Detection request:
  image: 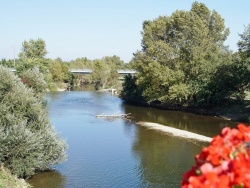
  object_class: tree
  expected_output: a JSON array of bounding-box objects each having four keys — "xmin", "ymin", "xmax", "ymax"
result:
[
  {"xmin": 91, "ymin": 58, "xmax": 119, "ymax": 89},
  {"xmin": 49, "ymin": 58, "xmax": 69, "ymax": 83},
  {"xmin": 0, "ymin": 58, "xmax": 14, "ymax": 68},
  {"xmin": 126, "ymin": 2, "xmax": 230, "ymax": 106},
  {"xmin": 20, "ymin": 67, "xmax": 47, "ymax": 99},
  {"xmin": 102, "ymin": 55, "xmax": 126, "ymax": 69},
  {"xmin": 197, "ymin": 57, "xmax": 249, "ymax": 105},
  {"xmin": 19, "ymin": 38, "xmax": 47, "ymax": 60},
  {"xmin": 69, "ymin": 57, "xmax": 91, "ymax": 69},
  {"xmin": 238, "ymin": 24, "xmax": 250, "ymax": 58},
  {"xmin": 236, "ymin": 24, "xmax": 250, "ymax": 91},
  {"xmin": 0, "ymin": 66, "xmax": 67, "ymax": 178},
  {"xmin": 120, "ymin": 74, "xmax": 144, "ymax": 103},
  {"xmin": 17, "ymin": 38, "xmax": 49, "ymax": 74}
]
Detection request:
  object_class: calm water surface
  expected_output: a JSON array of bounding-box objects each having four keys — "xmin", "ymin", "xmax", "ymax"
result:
[{"xmin": 28, "ymin": 90, "xmax": 236, "ymax": 188}]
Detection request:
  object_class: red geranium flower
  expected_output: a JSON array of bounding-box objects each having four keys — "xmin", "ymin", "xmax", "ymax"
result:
[{"xmin": 182, "ymin": 124, "xmax": 250, "ymax": 188}]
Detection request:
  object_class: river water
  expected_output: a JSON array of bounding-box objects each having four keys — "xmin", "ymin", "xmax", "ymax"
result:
[{"xmin": 28, "ymin": 89, "xmax": 236, "ymax": 188}]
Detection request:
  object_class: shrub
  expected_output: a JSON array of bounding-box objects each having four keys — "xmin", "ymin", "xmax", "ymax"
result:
[
  {"xmin": 19, "ymin": 67, "xmax": 47, "ymax": 99},
  {"xmin": 182, "ymin": 123, "xmax": 250, "ymax": 187},
  {"xmin": 0, "ymin": 66, "xmax": 66, "ymax": 178}
]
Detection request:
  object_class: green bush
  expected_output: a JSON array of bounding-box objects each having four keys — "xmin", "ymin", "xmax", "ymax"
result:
[
  {"xmin": 0, "ymin": 66, "xmax": 67, "ymax": 178},
  {"xmin": 19, "ymin": 67, "xmax": 47, "ymax": 99}
]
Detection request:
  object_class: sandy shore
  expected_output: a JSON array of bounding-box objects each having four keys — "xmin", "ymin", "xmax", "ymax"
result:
[{"xmin": 137, "ymin": 122, "xmax": 212, "ymax": 142}]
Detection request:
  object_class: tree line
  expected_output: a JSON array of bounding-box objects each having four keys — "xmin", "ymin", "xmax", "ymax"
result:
[
  {"xmin": 0, "ymin": 39, "xmax": 131, "ymax": 181},
  {"xmin": 1, "ymin": 2, "xmax": 249, "ymax": 103},
  {"xmin": 0, "ymin": 40, "xmax": 131, "ymax": 91},
  {"xmin": 121, "ymin": 2, "xmax": 250, "ymax": 107}
]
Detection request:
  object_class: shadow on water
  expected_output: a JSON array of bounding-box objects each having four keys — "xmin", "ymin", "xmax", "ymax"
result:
[
  {"xmin": 131, "ymin": 125, "xmax": 207, "ymax": 187},
  {"xmin": 27, "ymin": 170, "xmax": 66, "ymax": 188},
  {"xmin": 123, "ymin": 104, "xmax": 237, "ymax": 137}
]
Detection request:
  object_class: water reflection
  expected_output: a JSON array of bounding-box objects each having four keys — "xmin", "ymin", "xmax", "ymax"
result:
[
  {"xmin": 27, "ymin": 170, "xmax": 66, "ymax": 188},
  {"xmin": 29, "ymin": 91, "xmax": 238, "ymax": 187},
  {"xmin": 123, "ymin": 104, "xmax": 237, "ymax": 137},
  {"xmin": 132, "ymin": 125, "xmax": 206, "ymax": 187},
  {"xmin": 71, "ymin": 84, "xmax": 95, "ymax": 91}
]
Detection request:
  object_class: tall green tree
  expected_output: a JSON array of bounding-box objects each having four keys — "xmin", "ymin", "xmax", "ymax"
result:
[
  {"xmin": 17, "ymin": 38, "xmax": 49, "ymax": 73},
  {"xmin": 238, "ymin": 24, "xmax": 250, "ymax": 58},
  {"xmin": 19, "ymin": 38, "xmax": 47, "ymax": 59},
  {"xmin": 126, "ymin": 2, "xmax": 230, "ymax": 106}
]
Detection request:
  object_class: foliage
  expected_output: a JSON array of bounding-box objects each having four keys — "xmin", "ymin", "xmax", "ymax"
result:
[
  {"xmin": 19, "ymin": 38, "xmax": 47, "ymax": 60},
  {"xmin": 19, "ymin": 67, "xmax": 47, "ymax": 99},
  {"xmin": 182, "ymin": 123, "xmax": 250, "ymax": 187},
  {"xmin": 69, "ymin": 57, "xmax": 92, "ymax": 69},
  {"xmin": 197, "ymin": 56, "xmax": 250, "ymax": 106},
  {"xmin": 91, "ymin": 57, "xmax": 119, "ymax": 89},
  {"xmin": 0, "ymin": 66, "xmax": 67, "ymax": 178},
  {"xmin": 16, "ymin": 39, "xmax": 72, "ymax": 91},
  {"xmin": 49, "ymin": 58, "xmax": 69, "ymax": 83},
  {"xmin": 238, "ymin": 24, "xmax": 250, "ymax": 59},
  {"xmin": 17, "ymin": 38, "xmax": 49, "ymax": 73},
  {"xmin": 68, "ymin": 56, "xmax": 128, "ymax": 88},
  {"xmin": 16, "ymin": 38, "xmax": 52, "ymax": 87},
  {"xmin": 102, "ymin": 55, "xmax": 126, "ymax": 69},
  {"xmin": 0, "ymin": 59, "xmax": 15, "ymax": 68},
  {"xmin": 237, "ymin": 24, "xmax": 250, "ymax": 91},
  {"xmin": 0, "ymin": 165, "xmax": 30, "ymax": 188},
  {"xmin": 124, "ymin": 2, "xmax": 232, "ymax": 106},
  {"xmin": 197, "ymin": 25, "xmax": 250, "ymax": 106},
  {"xmin": 120, "ymin": 74, "xmax": 145, "ymax": 103}
]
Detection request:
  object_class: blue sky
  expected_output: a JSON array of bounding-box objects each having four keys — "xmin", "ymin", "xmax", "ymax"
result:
[{"xmin": 0, "ymin": 0, "xmax": 249, "ymax": 62}]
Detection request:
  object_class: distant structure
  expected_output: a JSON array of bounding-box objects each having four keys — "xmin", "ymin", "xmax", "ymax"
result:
[
  {"xmin": 8, "ymin": 68, "xmax": 16, "ymax": 72},
  {"xmin": 7, "ymin": 68, "xmax": 138, "ymax": 77},
  {"xmin": 69, "ymin": 69, "xmax": 137, "ymax": 76}
]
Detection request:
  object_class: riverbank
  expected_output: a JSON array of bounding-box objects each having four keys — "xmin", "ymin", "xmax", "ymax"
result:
[
  {"xmin": 123, "ymin": 99, "xmax": 250, "ymax": 123},
  {"xmin": 0, "ymin": 165, "xmax": 30, "ymax": 188},
  {"xmin": 137, "ymin": 122, "xmax": 212, "ymax": 142},
  {"xmin": 73, "ymin": 85, "xmax": 250, "ymax": 123}
]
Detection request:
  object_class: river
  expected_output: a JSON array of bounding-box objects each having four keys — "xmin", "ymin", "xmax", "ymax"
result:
[{"xmin": 28, "ymin": 89, "xmax": 237, "ymax": 188}]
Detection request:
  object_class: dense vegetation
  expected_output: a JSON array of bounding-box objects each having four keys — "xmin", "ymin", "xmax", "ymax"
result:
[
  {"xmin": 0, "ymin": 39, "xmax": 130, "ymax": 91},
  {"xmin": 121, "ymin": 2, "xmax": 250, "ymax": 108},
  {"xmin": 0, "ymin": 66, "xmax": 67, "ymax": 178},
  {"xmin": 0, "ymin": 165, "xmax": 30, "ymax": 188},
  {"xmin": 0, "ymin": 1, "xmax": 249, "ymax": 186},
  {"xmin": 69, "ymin": 55, "xmax": 130, "ymax": 89}
]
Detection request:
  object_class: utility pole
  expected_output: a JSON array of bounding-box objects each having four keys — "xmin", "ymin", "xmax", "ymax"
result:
[{"xmin": 13, "ymin": 46, "xmax": 16, "ymax": 67}]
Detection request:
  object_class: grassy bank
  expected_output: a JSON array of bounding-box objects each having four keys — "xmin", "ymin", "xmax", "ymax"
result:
[{"xmin": 0, "ymin": 165, "xmax": 30, "ymax": 188}]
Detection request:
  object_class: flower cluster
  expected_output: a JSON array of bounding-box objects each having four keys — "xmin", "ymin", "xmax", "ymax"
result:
[{"xmin": 182, "ymin": 124, "xmax": 250, "ymax": 188}]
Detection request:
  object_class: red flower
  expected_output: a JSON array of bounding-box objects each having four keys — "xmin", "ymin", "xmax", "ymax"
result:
[{"xmin": 182, "ymin": 124, "xmax": 250, "ymax": 188}]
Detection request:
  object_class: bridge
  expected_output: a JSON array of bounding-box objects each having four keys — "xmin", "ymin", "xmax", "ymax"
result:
[
  {"xmin": 8, "ymin": 68, "xmax": 16, "ymax": 72},
  {"xmin": 69, "ymin": 69, "xmax": 137, "ymax": 75},
  {"xmin": 7, "ymin": 68, "xmax": 137, "ymax": 76}
]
